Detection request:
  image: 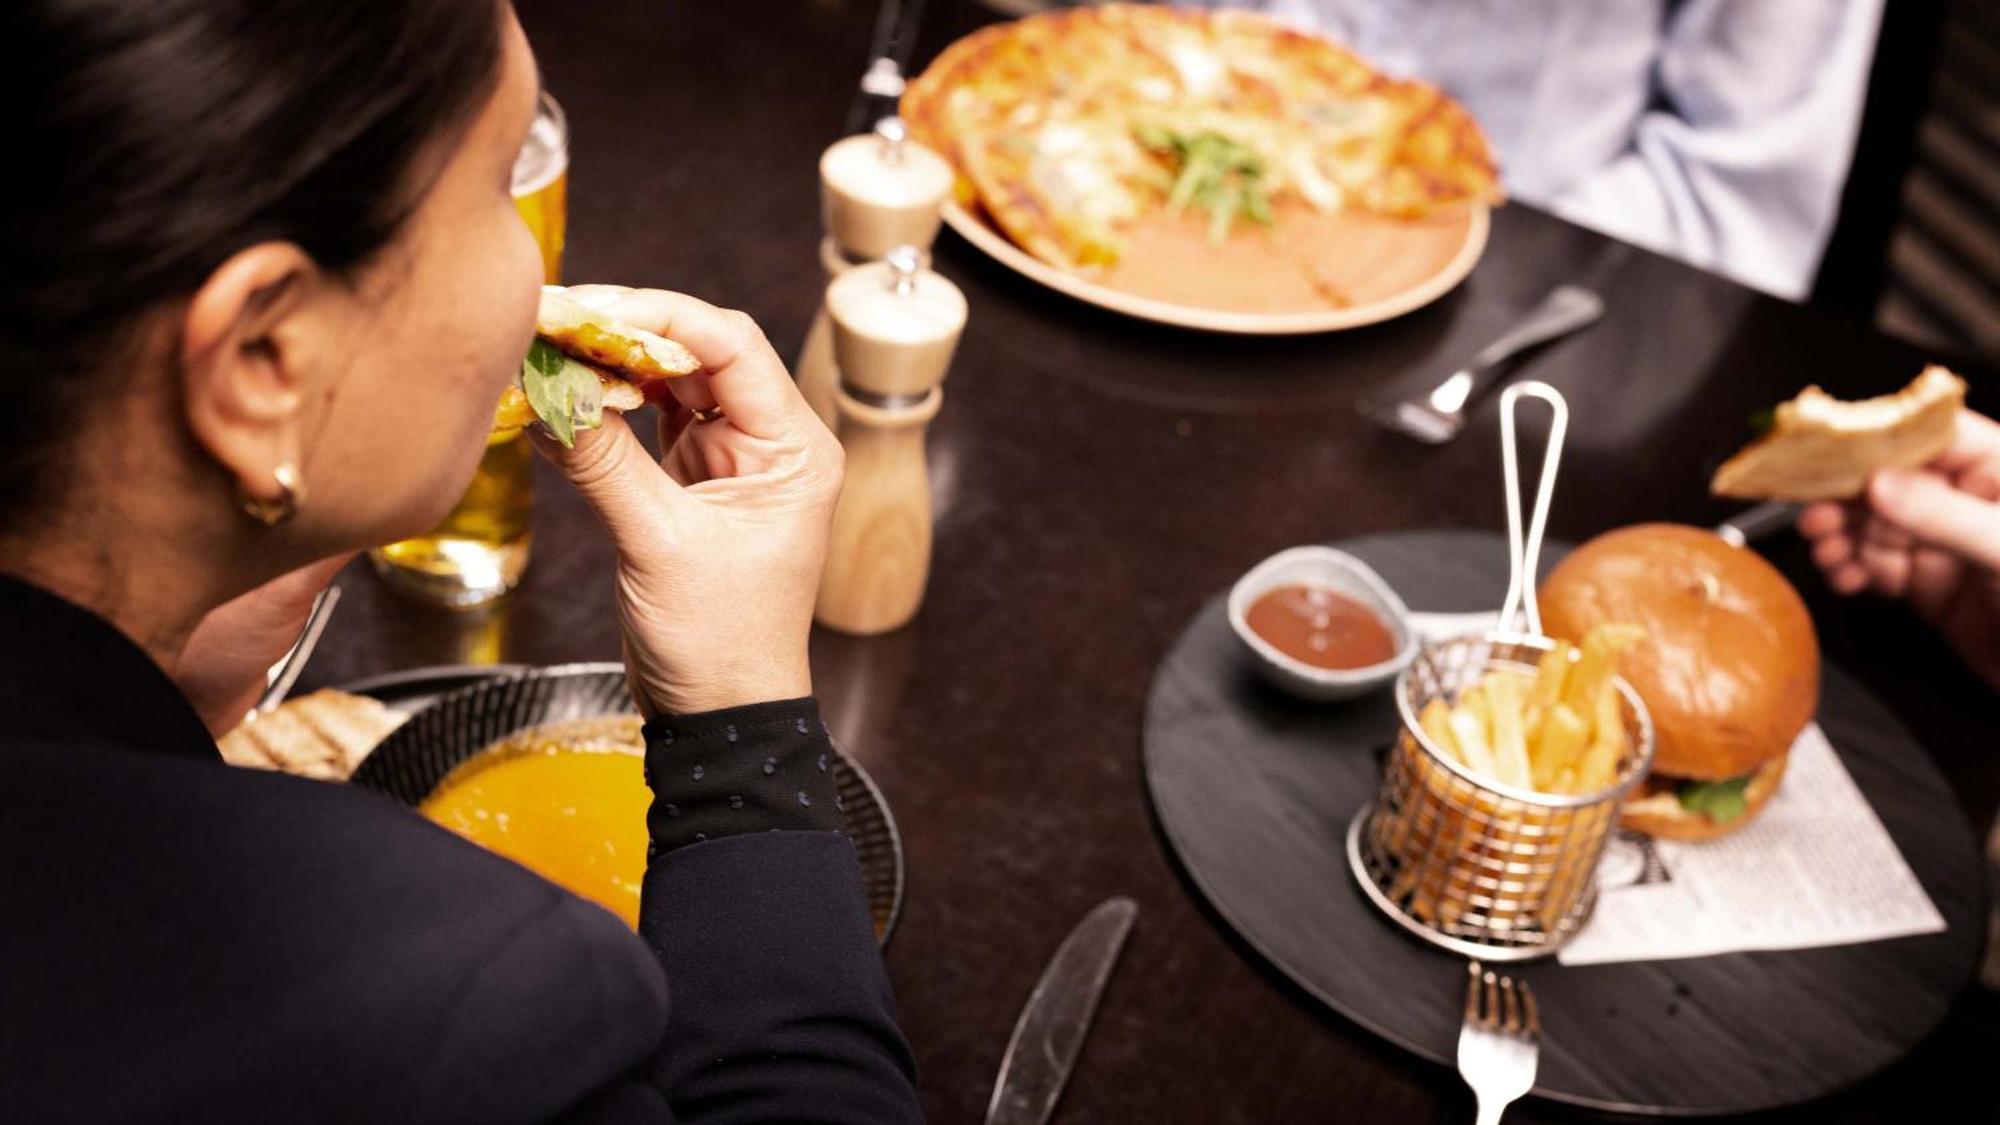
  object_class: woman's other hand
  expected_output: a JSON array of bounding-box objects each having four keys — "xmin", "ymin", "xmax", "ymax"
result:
[
  {"xmin": 1799, "ymin": 408, "xmax": 2000, "ymax": 688},
  {"xmin": 175, "ymin": 554, "xmax": 354, "ymax": 736},
  {"xmin": 532, "ymin": 287, "xmax": 842, "ymax": 717}
]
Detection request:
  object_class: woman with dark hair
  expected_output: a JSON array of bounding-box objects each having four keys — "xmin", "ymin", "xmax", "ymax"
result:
[{"xmin": 0, "ymin": 2, "xmax": 921, "ymax": 1121}]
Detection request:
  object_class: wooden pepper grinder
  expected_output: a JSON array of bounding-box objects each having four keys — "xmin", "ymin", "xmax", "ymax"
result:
[
  {"xmin": 797, "ymin": 116, "xmax": 953, "ymax": 430},
  {"xmin": 815, "ymin": 246, "xmax": 968, "ymax": 636}
]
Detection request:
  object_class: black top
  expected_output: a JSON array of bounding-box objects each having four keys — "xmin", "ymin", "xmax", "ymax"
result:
[{"xmin": 0, "ymin": 574, "xmax": 921, "ymax": 1124}]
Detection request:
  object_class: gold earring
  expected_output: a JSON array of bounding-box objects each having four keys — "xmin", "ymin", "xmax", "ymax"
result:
[{"xmin": 240, "ymin": 463, "xmax": 306, "ymax": 526}]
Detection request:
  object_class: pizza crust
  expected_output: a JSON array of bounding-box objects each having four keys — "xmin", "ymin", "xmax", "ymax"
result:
[{"xmin": 1711, "ymin": 366, "xmax": 1967, "ymax": 502}]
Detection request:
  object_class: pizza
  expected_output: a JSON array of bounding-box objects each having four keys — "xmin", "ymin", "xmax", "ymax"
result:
[{"xmin": 902, "ymin": 5, "xmax": 1503, "ymax": 277}]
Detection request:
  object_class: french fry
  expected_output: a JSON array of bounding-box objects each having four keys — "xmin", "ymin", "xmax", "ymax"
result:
[
  {"xmin": 1418, "ymin": 698, "xmax": 1462, "ymax": 764},
  {"xmin": 1561, "ymin": 637, "xmax": 1611, "ymax": 714},
  {"xmin": 1592, "ymin": 668, "xmax": 1624, "ymax": 748},
  {"xmin": 1592, "ymin": 671, "xmax": 1626, "ymax": 743},
  {"xmin": 1561, "ymin": 624, "xmax": 1644, "ymax": 715},
  {"xmin": 1598, "ymin": 624, "xmax": 1645, "ymax": 657},
  {"xmin": 1489, "ymin": 667, "xmax": 1537, "ymax": 696},
  {"xmin": 1526, "ymin": 643, "xmax": 1572, "ymax": 725},
  {"xmin": 1570, "ymin": 684, "xmax": 1629, "ymax": 793},
  {"xmin": 1528, "ymin": 702, "xmax": 1589, "ymax": 789},
  {"xmin": 1447, "ymin": 705, "xmax": 1499, "ymax": 780},
  {"xmin": 1570, "ymin": 733, "xmax": 1623, "ymax": 795},
  {"xmin": 1485, "ymin": 673, "xmax": 1532, "ymax": 787},
  {"xmin": 1458, "ymin": 683, "xmax": 1488, "ymax": 729}
]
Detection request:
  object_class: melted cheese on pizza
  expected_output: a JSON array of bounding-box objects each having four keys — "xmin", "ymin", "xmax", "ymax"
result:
[{"xmin": 903, "ymin": 5, "xmax": 1501, "ymax": 273}]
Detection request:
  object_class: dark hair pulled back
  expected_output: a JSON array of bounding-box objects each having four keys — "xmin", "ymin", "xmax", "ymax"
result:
[{"xmin": 0, "ymin": 0, "xmax": 504, "ymax": 519}]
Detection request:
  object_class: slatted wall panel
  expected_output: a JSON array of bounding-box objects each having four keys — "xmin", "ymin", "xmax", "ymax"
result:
[{"xmin": 1876, "ymin": 0, "xmax": 2000, "ymax": 361}]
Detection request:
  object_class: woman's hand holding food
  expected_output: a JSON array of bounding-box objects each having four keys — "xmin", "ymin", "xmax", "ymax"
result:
[
  {"xmin": 531, "ymin": 287, "xmax": 843, "ymax": 718},
  {"xmin": 1799, "ymin": 408, "xmax": 2000, "ymax": 688}
]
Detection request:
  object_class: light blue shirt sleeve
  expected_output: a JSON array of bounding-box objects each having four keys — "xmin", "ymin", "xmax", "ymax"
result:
[
  {"xmin": 1216, "ymin": 0, "xmax": 1886, "ymax": 300},
  {"xmin": 1541, "ymin": 0, "xmax": 1885, "ymax": 300}
]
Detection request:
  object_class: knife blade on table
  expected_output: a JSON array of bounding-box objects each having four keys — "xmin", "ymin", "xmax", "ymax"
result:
[{"xmin": 984, "ymin": 896, "xmax": 1139, "ymax": 1125}]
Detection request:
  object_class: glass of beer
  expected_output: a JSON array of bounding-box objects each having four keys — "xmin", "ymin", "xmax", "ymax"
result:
[{"xmin": 371, "ymin": 91, "xmax": 568, "ymax": 608}]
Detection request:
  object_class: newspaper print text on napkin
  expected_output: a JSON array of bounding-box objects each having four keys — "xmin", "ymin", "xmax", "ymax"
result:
[{"xmin": 1558, "ymin": 724, "xmax": 1947, "ymax": 966}]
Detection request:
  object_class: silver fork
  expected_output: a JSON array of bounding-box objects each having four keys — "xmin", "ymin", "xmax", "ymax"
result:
[
  {"xmin": 1359, "ymin": 285, "xmax": 1602, "ymax": 444},
  {"xmin": 1457, "ymin": 961, "xmax": 1540, "ymax": 1125}
]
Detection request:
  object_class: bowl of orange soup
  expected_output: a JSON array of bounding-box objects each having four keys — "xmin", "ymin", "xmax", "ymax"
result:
[
  {"xmin": 350, "ymin": 664, "xmax": 903, "ymax": 941},
  {"xmin": 419, "ymin": 715, "xmax": 653, "ymax": 926}
]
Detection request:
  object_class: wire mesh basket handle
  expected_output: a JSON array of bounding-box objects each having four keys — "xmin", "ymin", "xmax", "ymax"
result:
[{"xmin": 1497, "ymin": 382, "xmax": 1569, "ymax": 639}]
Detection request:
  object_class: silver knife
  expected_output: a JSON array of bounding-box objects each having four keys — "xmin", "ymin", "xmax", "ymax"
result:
[
  {"xmin": 1716, "ymin": 501, "xmax": 1800, "ymax": 548},
  {"xmin": 1361, "ymin": 285, "xmax": 1604, "ymax": 445},
  {"xmin": 985, "ymin": 896, "xmax": 1139, "ymax": 1125}
]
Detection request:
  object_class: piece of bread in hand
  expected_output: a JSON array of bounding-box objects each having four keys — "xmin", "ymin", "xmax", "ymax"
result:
[
  {"xmin": 536, "ymin": 286, "xmax": 699, "ymax": 383},
  {"xmin": 1711, "ymin": 366, "xmax": 1965, "ymax": 502},
  {"xmin": 500, "ymin": 286, "xmax": 701, "ymax": 444}
]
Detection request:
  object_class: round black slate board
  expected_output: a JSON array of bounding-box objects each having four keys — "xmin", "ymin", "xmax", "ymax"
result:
[
  {"xmin": 347, "ymin": 664, "xmax": 904, "ymax": 945},
  {"xmin": 1143, "ymin": 530, "xmax": 1987, "ymax": 1116}
]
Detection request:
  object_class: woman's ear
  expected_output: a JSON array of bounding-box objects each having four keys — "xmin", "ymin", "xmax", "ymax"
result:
[{"xmin": 179, "ymin": 243, "xmax": 327, "ymax": 510}]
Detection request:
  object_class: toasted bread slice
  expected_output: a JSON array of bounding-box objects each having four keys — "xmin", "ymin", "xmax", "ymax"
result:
[
  {"xmin": 1711, "ymin": 366, "xmax": 1966, "ymax": 502},
  {"xmin": 536, "ymin": 286, "xmax": 700, "ymax": 382},
  {"xmin": 218, "ymin": 689, "xmax": 407, "ymax": 781}
]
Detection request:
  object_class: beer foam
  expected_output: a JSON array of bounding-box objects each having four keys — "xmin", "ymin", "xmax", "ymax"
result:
[{"xmin": 512, "ymin": 105, "xmax": 568, "ymax": 196}]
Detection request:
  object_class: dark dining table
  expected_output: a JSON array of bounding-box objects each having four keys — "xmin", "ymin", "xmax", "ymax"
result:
[{"xmin": 301, "ymin": 2, "xmax": 2000, "ymax": 1121}]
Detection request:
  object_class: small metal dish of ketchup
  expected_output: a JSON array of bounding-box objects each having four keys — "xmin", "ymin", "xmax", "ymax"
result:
[{"xmin": 1227, "ymin": 546, "xmax": 1417, "ymax": 701}]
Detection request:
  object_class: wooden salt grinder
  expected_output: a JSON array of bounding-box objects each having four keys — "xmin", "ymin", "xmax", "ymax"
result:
[
  {"xmin": 814, "ymin": 247, "xmax": 968, "ymax": 636},
  {"xmin": 797, "ymin": 116, "xmax": 952, "ymax": 430}
]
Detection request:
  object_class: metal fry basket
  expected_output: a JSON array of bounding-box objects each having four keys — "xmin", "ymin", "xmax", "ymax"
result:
[
  {"xmin": 1347, "ymin": 634, "xmax": 1655, "ymax": 959},
  {"xmin": 1345, "ymin": 382, "xmax": 1656, "ymax": 960}
]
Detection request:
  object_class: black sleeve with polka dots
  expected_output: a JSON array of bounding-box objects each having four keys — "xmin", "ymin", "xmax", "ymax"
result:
[{"xmin": 640, "ymin": 697, "xmax": 844, "ymax": 854}]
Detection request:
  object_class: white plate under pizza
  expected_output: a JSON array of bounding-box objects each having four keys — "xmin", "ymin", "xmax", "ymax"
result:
[{"xmin": 903, "ymin": 5, "xmax": 1504, "ymax": 334}]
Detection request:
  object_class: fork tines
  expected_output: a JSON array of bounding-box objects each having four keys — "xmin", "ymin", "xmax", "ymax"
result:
[{"xmin": 1463, "ymin": 961, "xmax": 1540, "ymax": 1037}]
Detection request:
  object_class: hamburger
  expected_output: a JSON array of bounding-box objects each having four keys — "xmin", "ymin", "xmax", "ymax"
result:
[
  {"xmin": 1538, "ymin": 524, "xmax": 1819, "ymax": 841},
  {"xmin": 1711, "ymin": 366, "xmax": 1965, "ymax": 502},
  {"xmin": 492, "ymin": 286, "xmax": 702, "ymax": 446}
]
